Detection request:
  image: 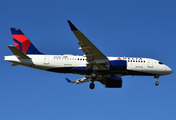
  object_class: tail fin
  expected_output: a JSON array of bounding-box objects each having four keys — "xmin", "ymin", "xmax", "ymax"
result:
[{"xmin": 10, "ymin": 28, "xmax": 42, "ymax": 54}]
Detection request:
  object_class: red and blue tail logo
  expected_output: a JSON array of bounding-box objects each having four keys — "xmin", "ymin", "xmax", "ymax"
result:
[{"xmin": 10, "ymin": 28, "xmax": 42, "ymax": 54}]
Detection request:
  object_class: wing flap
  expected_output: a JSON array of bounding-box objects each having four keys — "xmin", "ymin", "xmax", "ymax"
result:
[{"xmin": 74, "ymin": 30, "xmax": 108, "ymax": 61}]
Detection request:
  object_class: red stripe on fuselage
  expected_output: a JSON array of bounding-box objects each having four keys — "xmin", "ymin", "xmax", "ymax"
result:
[{"xmin": 12, "ymin": 35, "xmax": 31, "ymax": 54}]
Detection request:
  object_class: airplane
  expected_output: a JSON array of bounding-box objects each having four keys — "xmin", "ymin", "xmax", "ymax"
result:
[{"xmin": 4, "ymin": 20, "xmax": 173, "ymax": 89}]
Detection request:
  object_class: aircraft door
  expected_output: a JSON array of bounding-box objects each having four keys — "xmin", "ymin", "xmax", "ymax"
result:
[
  {"xmin": 44, "ymin": 56, "xmax": 49, "ymax": 64},
  {"xmin": 148, "ymin": 60, "xmax": 153, "ymax": 68}
]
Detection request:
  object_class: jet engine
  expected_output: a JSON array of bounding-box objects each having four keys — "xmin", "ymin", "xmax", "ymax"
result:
[
  {"xmin": 109, "ymin": 60, "xmax": 127, "ymax": 71},
  {"xmin": 105, "ymin": 77, "xmax": 122, "ymax": 88}
]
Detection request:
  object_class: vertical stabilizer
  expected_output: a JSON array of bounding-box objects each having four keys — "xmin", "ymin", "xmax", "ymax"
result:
[{"xmin": 10, "ymin": 28, "xmax": 42, "ymax": 54}]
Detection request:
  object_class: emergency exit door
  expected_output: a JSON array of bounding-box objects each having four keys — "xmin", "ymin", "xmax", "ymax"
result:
[{"xmin": 44, "ymin": 56, "xmax": 49, "ymax": 64}]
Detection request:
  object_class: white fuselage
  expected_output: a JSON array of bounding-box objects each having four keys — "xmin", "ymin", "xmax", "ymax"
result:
[{"xmin": 4, "ymin": 54, "xmax": 173, "ymax": 77}]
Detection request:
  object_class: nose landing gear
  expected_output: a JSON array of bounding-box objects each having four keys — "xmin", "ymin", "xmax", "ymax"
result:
[
  {"xmin": 155, "ymin": 81, "xmax": 159, "ymax": 86},
  {"xmin": 154, "ymin": 75, "xmax": 160, "ymax": 86}
]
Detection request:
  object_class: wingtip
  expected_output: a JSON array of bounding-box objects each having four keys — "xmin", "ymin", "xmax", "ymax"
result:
[
  {"xmin": 67, "ymin": 20, "xmax": 78, "ymax": 31},
  {"xmin": 65, "ymin": 78, "xmax": 72, "ymax": 83}
]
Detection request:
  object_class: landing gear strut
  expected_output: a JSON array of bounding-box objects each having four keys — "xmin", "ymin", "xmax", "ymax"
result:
[
  {"xmin": 91, "ymin": 71, "xmax": 97, "ymax": 78},
  {"xmin": 89, "ymin": 71, "xmax": 97, "ymax": 89},
  {"xmin": 154, "ymin": 75, "xmax": 160, "ymax": 86}
]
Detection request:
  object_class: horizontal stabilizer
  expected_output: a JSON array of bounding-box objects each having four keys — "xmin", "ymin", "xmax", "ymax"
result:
[
  {"xmin": 8, "ymin": 45, "xmax": 30, "ymax": 59},
  {"xmin": 11, "ymin": 63, "xmax": 20, "ymax": 66}
]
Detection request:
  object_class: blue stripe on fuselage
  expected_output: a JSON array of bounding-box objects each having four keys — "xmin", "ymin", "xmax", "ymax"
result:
[{"xmin": 46, "ymin": 66, "xmax": 155, "ymax": 76}]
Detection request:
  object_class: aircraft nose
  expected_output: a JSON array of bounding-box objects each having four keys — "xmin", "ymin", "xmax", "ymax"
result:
[{"xmin": 165, "ymin": 66, "xmax": 173, "ymax": 75}]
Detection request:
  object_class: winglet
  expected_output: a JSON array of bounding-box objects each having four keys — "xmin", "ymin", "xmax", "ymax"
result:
[
  {"xmin": 65, "ymin": 78, "xmax": 72, "ymax": 83},
  {"xmin": 67, "ymin": 20, "xmax": 78, "ymax": 31}
]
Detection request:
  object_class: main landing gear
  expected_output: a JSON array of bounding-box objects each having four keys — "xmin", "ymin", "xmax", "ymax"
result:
[
  {"xmin": 154, "ymin": 75, "xmax": 160, "ymax": 86},
  {"xmin": 90, "ymin": 82, "xmax": 95, "ymax": 89},
  {"xmin": 89, "ymin": 71, "xmax": 97, "ymax": 89}
]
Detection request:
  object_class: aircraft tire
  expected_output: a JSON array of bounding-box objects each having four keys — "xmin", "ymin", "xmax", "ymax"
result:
[
  {"xmin": 90, "ymin": 82, "xmax": 95, "ymax": 89},
  {"xmin": 155, "ymin": 81, "xmax": 159, "ymax": 86}
]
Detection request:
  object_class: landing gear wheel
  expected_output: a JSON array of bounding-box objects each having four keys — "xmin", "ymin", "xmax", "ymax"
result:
[
  {"xmin": 89, "ymin": 82, "xmax": 95, "ymax": 89},
  {"xmin": 154, "ymin": 75, "xmax": 160, "ymax": 86},
  {"xmin": 155, "ymin": 81, "xmax": 159, "ymax": 86}
]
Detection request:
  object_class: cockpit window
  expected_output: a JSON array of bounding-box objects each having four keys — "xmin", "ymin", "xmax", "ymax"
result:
[{"xmin": 159, "ymin": 61, "xmax": 164, "ymax": 64}]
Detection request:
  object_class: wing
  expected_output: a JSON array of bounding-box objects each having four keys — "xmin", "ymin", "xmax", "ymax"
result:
[
  {"xmin": 66, "ymin": 77, "xmax": 91, "ymax": 84},
  {"xmin": 66, "ymin": 76, "xmax": 106, "ymax": 85},
  {"xmin": 68, "ymin": 20, "xmax": 109, "ymax": 70}
]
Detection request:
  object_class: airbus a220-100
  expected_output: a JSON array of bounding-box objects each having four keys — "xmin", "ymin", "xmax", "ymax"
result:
[{"xmin": 4, "ymin": 20, "xmax": 173, "ymax": 89}]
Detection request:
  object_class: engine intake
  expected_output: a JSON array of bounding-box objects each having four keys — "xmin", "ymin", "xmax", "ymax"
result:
[
  {"xmin": 110, "ymin": 60, "xmax": 127, "ymax": 71},
  {"xmin": 105, "ymin": 77, "xmax": 122, "ymax": 88}
]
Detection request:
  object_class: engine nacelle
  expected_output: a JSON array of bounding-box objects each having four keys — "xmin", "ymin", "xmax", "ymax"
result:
[
  {"xmin": 105, "ymin": 77, "xmax": 122, "ymax": 88},
  {"xmin": 109, "ymin": 60, "xmax": 127, "ymax": 71}
]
